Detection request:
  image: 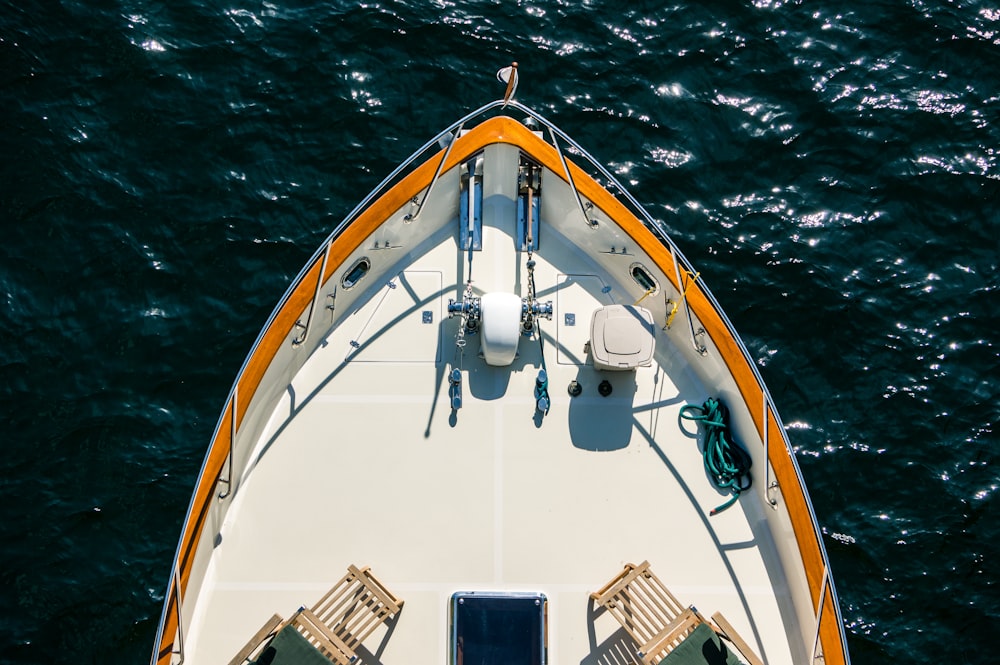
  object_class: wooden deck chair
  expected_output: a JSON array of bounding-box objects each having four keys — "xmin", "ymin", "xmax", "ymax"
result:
[
  {"xmin": 288, "ymin": 564, "xmax": 405, "ymax": 665},
  {"xmin": 228, "ymin": 565, "xmax": 404, "ymax": 665},
  {"xmin": 591, "ymin": 561, "xmax": 763, "ymax": 665},
  {"xmin": 227, "ymin": 613, "xmax": 286, "ymax": 665}
]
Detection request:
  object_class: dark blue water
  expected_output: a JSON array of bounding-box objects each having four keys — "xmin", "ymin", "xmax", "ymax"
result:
[{"xmin": 2, "ymin": 1, "xmax": 997, "ymax": 663}]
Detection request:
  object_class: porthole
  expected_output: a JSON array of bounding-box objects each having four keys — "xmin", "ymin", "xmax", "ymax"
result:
[
  {"xmin": 341, "ymin": 257, "xmax": 371, "ymax": 290},
  {"xmin": 629, "ymin": 263, "xmax": 659, "ymax": 294}
]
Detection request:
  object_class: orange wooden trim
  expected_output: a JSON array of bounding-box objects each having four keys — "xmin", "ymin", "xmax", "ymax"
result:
[{"xmin": 157, "ymin": 116, "xmax": 845, "ymax": 665}]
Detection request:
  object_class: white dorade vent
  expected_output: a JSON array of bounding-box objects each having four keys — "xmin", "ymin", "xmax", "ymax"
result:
[
  {"xmin": 480, "ymin": 292, "xmax": 522, "ymax": 367},
  {"xmin": 590, "ymin": 304, "xmax": 656, "ymax": 371}
]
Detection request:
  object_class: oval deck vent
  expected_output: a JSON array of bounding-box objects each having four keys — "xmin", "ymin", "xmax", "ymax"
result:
[
  {"xmin": 341, "ymin": 257, "xmax": 371, "ymax": 290},
  {"xmin": 630, "ymin": 263, "xmax": 658, "ymax": 293}
]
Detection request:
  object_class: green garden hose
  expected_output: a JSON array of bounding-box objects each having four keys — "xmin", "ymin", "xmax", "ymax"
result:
[{"xmin": 680, "ymin": 397, "xmax": 753, "ymax": 516}]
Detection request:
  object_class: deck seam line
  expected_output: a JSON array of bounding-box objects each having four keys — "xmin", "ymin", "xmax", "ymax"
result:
[{"xmin": 494, "ymin": 403, "xmax": 504, "ymax": 584}]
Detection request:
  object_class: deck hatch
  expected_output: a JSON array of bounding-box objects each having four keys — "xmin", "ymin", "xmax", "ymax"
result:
[
  {"xmin": 345, "ymin": 271, "xmax": 443, "ymax": 362},
  {"xmin": 450, "ymin": 592, "xmax": 546, "ymax": 665}
]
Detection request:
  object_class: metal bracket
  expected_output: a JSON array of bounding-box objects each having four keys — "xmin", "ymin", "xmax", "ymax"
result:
[
  {"xmin": 767, "ymin": 480, "xmax": 780, "ymax": 508},
  {"xmin": 459, "ymin": 156, "xmax": 483, "ymax": 251},
  {"xmin": 693, "ymin": 327, "xmax": 708, "ymax": 356},
  {"xmin": 404, "ymin": 196, "xmax": 419, "ymax": 222},
  {"xmin": 517, "ymin": 159, "xmax": 541, "ymax": 251}
]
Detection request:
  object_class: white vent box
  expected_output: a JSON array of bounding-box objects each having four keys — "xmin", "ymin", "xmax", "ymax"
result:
[{"xmin": 590, "ymin": 304, "xmax": 656, "ymax": 371}]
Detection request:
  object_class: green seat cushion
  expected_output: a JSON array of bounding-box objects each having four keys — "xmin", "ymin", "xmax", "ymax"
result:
[
  {"xmin": 250, "ymin": 624, "xmax": 335, "ymax": 665},
  {"xmin": 655, "ymin": 623, "xmax": 743, "ymax": 665}
]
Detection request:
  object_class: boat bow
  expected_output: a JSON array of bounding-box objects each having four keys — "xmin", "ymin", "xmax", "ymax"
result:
[{"xmin": 152, "ymin": 98, "xmax": 849, "ymax": 665}]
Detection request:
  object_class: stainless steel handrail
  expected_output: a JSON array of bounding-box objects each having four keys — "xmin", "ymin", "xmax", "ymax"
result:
[
  {"xmin": 546, "ymin": 126, "xmax": 596, "ymax": 228},
  {"xmin": 173, "ymin": 565, "xmax": 186, "ymax": 664},
  {"xmin": 217, "ymin": 390, "xmax": 237, "ymax": 500},
  {"xmin": 812, "ymin": 566, "xmax": 830, "ymax": 662},
  {"xmin": 406, "ymin": 123, "xmax": 464, "ymax": 223},
  {"xmin": 764, "ymin": 395, "xmax": 778, "ymax": 508},
  {"xmin": 292, "ymin": 240, "xmax": 333, "ymax": 348}
]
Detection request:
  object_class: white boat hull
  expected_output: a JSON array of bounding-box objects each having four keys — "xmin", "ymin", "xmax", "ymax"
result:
[{"xmin": 152, "ymin": 104, "xmax": 848, "ymax": 665}]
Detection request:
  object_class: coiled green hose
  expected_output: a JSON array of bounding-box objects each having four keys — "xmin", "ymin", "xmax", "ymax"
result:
[{"xmin": 680, "ymin": 397, "xmax": 753, "ymax": 515}]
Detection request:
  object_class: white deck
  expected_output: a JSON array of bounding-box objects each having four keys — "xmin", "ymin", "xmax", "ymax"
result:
[{"xmin": 183, "ymin": 221, "xmax": 797, "ymax": 664}]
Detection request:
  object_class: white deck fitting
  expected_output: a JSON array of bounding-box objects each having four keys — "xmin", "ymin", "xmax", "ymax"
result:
[{"xmin": 182, "ymin": 218, "xmax": 797, "ymax": 665}]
